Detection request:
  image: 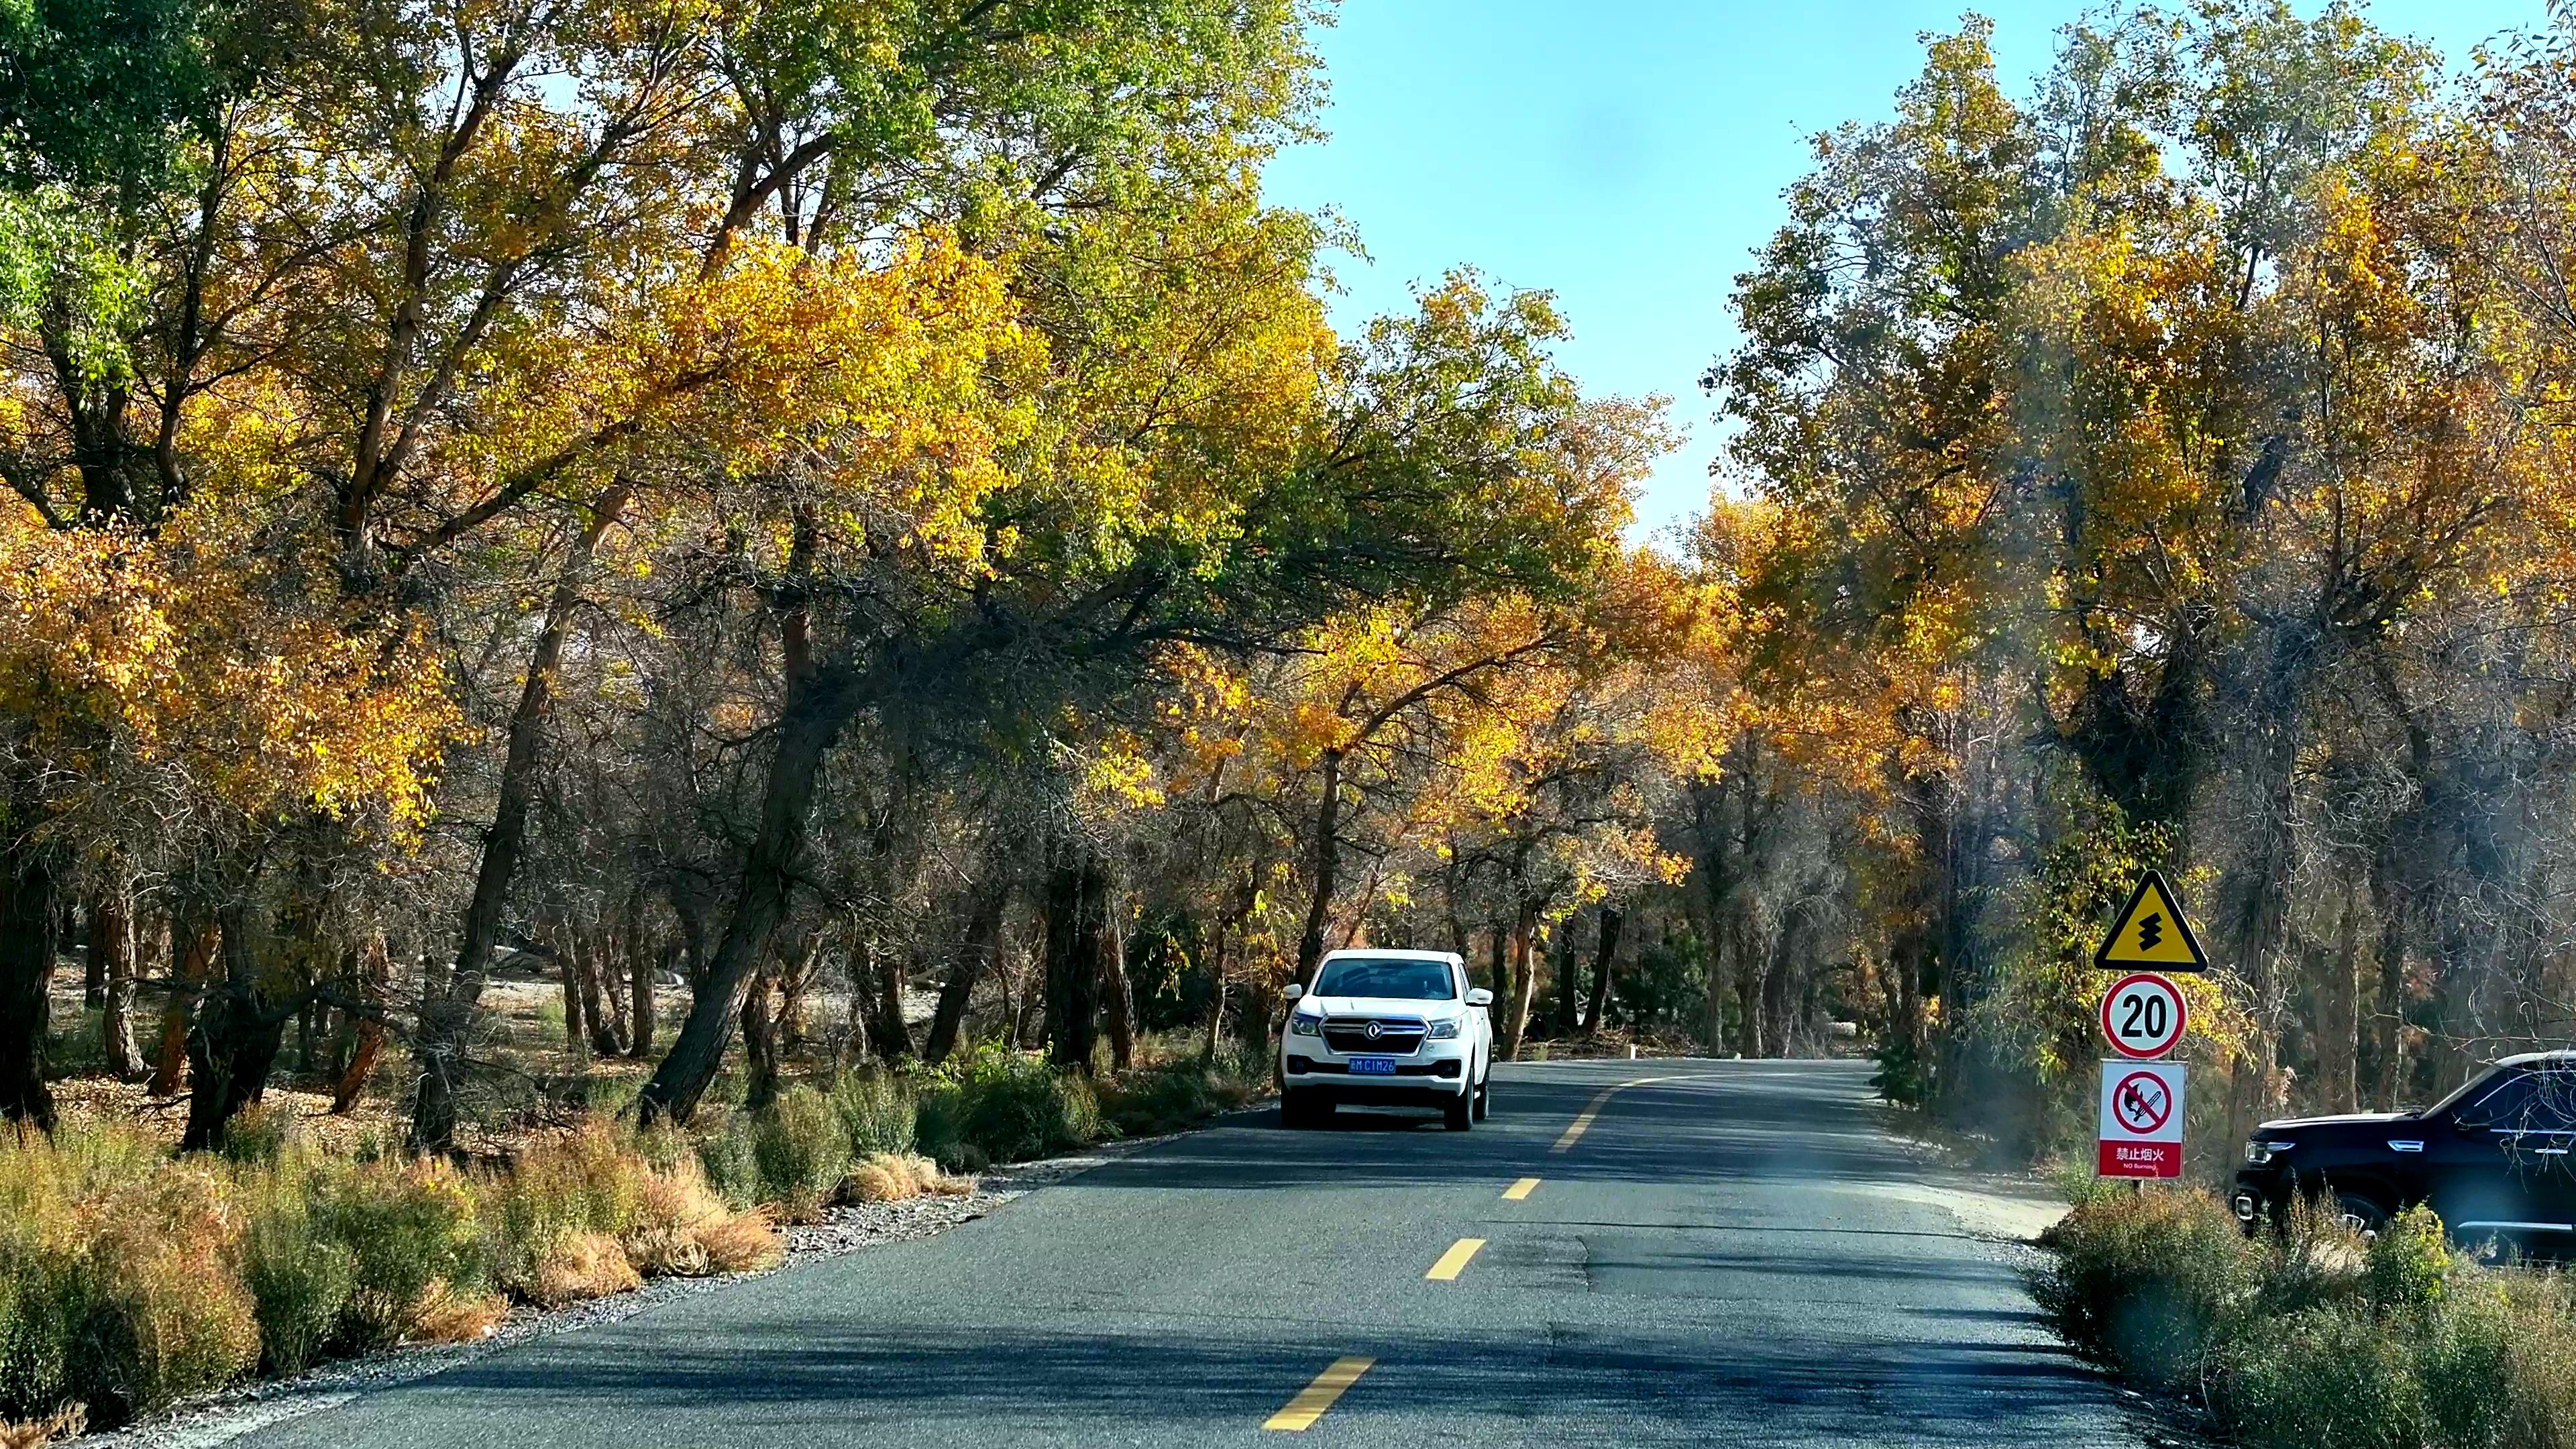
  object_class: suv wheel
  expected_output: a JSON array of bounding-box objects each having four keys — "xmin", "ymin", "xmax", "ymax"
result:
[
  {"xmin": 1471, "ymin": 1074, "xmax": 1489, "ymax": 1121},
  {"xmin": 1444, "ymin": 1089, "xmax": 1472, "ymax": 1132},
  {"xmin": 2334, "ymin": 1190, "xmax": 2392, "ymax": 1239}
]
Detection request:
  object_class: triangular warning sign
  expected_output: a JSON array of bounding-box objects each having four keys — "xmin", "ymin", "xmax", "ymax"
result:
[{"xmin": 2095, "ymin": 869, "xmax": 2209, "ymax": 971}]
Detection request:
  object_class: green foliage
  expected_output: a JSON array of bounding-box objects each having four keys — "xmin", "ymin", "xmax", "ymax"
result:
[
  {"xmin": 828, "ymin": 1071, "xmax": 917, "ymax": 1159},
  {"xmin": 692, "ymin": 1108, "xmax": 763, "ymax": 1210},
  {"xmin": 2031, "ymin": 1186, "xmax": 2262, "ymax": 1389},
  {"xmin": 2364, "ymin": 1205, "xmax": 2458, "ymax": 1314},
  {"xmin": 749, "ymin": 1085, "xmax": 852, "ymax": 1222},
  {"xmin": 313, "ymin": 1161, "xmax": 487, "ymax": 1351},
  {"xmin": 2213, "ymin": 1301, "xmax": 2428, "ymax": 1449},
  {"xmin": 913, "ymin": 1046, "xmax": 1104, "ymax": 1169},
  {"xmin": 1094, "ymin": 1058, "xmax": 1260, "ymax": 1139},
  {"xmin": 218, "ymin": 1101, "xmax": 299, "ymax": 1167},
  {"xmin": 240, "ymin": 1187, "xmax": 354, "ymax": 1376},
  {"xmin": 2037, "ymin": 1190, "xmax": 2576, "ymax": 1449}
]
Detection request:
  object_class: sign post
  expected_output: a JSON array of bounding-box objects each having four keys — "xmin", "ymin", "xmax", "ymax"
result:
[
  {"xmin": 2097, "ymin": 1061, "xmax": 2186, "ymax": 1179},
  {"xmin": 2093, "ymin": 869, "xmax": 2204, "ymax": 1180}
]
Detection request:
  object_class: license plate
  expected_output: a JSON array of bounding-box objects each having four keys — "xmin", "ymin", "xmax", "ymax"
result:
[{"xmin": 1348, "ymin": 1057, "xmax": 1398, "ymax": 1075}]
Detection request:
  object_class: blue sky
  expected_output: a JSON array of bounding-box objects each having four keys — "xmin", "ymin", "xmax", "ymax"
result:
[{"xmin": 1260, "ymin": 0, "xmax": 2551, "ymax": 543}]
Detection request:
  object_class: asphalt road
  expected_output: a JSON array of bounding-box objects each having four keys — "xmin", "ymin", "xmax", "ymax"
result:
[{"xmin": 229, "ymin": 1059, "xmax": 2145, "ymax": 1448}]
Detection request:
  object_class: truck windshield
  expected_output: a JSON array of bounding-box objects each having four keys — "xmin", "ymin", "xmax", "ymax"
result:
[{"xmin": 1313, "ymin": 959, "xmax": 1455, "ymax": 1001}]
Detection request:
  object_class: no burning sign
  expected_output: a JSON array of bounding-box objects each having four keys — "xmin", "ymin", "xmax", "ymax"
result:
[{"xmin": 2097, "ymin": 1061, "xmax": 2186, "ymax": 1179}]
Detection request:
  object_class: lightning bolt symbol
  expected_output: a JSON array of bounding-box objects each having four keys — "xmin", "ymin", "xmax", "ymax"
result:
[{"xmin": 2137, "ymin": 912, "xmax": 2164, "ymax": 951}]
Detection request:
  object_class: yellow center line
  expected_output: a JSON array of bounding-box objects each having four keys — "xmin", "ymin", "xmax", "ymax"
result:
[
  {"xmin": 1426, "ymin": 1237, "xmax": 1487, "ymax": 1281},
  {"xmin": 1264, "ymin": 1355, "xmax": 1375, "ymax": 1431},
  {"xmin": 1551, "ymin": 1074, "xmax": 1720, "ymax": 1152},
  {"xmin": 1502, "ymin": 1176, "xmax": 1540, "ymax": 1201}
]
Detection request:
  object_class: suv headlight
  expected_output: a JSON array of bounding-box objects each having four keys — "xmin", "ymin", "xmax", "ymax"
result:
[
  {"xmin": 2245, "ymin": 1140, "xmax": 2296, "ymax": 1165},
  {"xmin": 1288, "ymin": 1012, "xmax": 1322, "ymax": 1037},
  {"xmin": 1428, "ymin": 1017, "xmax": 1462, "ymax": 1040}
]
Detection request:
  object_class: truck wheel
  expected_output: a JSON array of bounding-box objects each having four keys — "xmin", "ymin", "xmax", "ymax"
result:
[
  {"xmin": 1281, "ymin": 1091, "xmax": 1322, "ymax": 1129},
  {"xmin": 1472, "ymin": 1074, "xmax": 1489, "ymax": 1121},
  {"xmin": 1444, "ymin": 1089, "xmax": 1472, "ymax": 1132},
  {"xmin": 2334, "ymin": 1191, "xmax": 2391, "ymax": 1238}
]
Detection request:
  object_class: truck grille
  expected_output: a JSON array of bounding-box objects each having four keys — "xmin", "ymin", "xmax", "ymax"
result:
[{"xmin": 1321, "ymin": 1017, "xmax": 1428, "ymax": 1055}]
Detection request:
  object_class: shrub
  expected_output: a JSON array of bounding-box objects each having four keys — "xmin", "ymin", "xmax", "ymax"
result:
[
  {"xmin": 2212, "ymin": 1301, "xmax": 2426, "ymax": 1449},
  {"xmin": 2029, "ymin": 1187, "xmax": 2259, "ymax": 1389},
  {"xmin": 71, "ymin": 1167, "xmax": 261, "ymax": 1421},
  {"xmin": 515, "ymin": 1232, "xmax": 639, "ymax": 1308},
  {"xmin": 218, "ymin": 1102, "xmax": 300, "ymax": 1167},
  {"xmin": 315, "ymin": 1160, "xmax": 487, "ymax": 1350},
  {"xmin": 488, "ymin": 1124, "xmax": 650, "ymax": 1302},
  {"xmin": 915, "ymin": 1049, "xmax": 1103, "ymax": 1169},
  {"xmin": 403, "ymin": 1282, "xmax": 506, "ymax": 1344},
  {"xmin": 692, "ymin": 1108, "xmax": 762, "ymax": 1210},
  {"xmin": 240, "ymin": 1181, "xmax": 355, "ymax": 1375},
  {"xmin": 622, "ymin": 1157, "xmax": 777, "ymax": 1277},
  {"xmin": 2035, "ymin": 1190, "xmax": 2576, "ymax": 1449},
  {"xmin": 2365, "ymin": 1205, "xmax": 2460, "ymax": 1314},
  {"xmin": 1091, "ymin": 1051, "xmax": 1263, "ymax": 1140},
  {"xmin": 749, "ymin": 1086, "xmax": 850, "ymax": 1223},
  {"xmin": 828, "ymin": 1072, "xmax": 916, "ymax": 1159}
]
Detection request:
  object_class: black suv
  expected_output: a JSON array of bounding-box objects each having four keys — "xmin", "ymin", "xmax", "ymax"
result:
[{"xmin": 2233, "ymin": 1051, "xmax": 2576, "ymax": 1251}]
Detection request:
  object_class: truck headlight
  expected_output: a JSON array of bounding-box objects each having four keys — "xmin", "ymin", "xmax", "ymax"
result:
[
  {"xmin": 2245, "ymin": 1140, "xmax": 2296, "ymax": 1165},
  {"xmin": 1288, "ymin": 1012, "xmax": 1322, "ymax": 1037},
  {"xmin": 1428, "ymin": 1018, "xmax": 1462, "ymax": 1040}
]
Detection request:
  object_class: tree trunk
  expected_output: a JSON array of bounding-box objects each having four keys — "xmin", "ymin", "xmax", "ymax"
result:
[
  {"xmin": 1586, "ymin": 906, "xmax": 1624, "ymax": 1032},
  {"xmin": 2320, "ymin": 877, "xmax": 2363, "ymax": 1114},
  {"xmin": 560, "ymin": 931, "xmax": 590, "ymax": 1069},
  {"xmin": 1552, "ymin": 914, "xmax": 1582, "ymax": 1037},
  {"xmin": 1733, "ymin": 913, "xmax": 1764, "ymax": 1057},
  {"xmin": 635, "ymin": 657, "xmax": 863, "ymax": 1126},
  {"xmin": 632, "ymin": 931, "xmax": 663, "ymax": 1061},
  {"xmin": 1291, "ymin": 747, "xmax": 1344, "ymax": 988},
  {"xmin": 95, "ymin": 892, "xmax": 142, "ymax": 1079},
  {"xmin": 741, "ymin": 962, "xmax": 780, "ymax": 1112},
  {"xmin": 1100, "ymin": 895, "xmax": 1136, "ymax": 1073},
  {"xmin": 1200, "ymin": 912, "xmax": 1236, "ymax": 1065},
  {"xmin": 149, "ymin": 914, "xmax": 215, "ymax": 1095},
  {"xmin": 1043, "ymin": 851, "xmax": 1108, "ymax": 1073},
  {"xmin": 926, "ymin": 881, "xmax": 1006, "ymax": 1065},
  {"xmin": 1499, "ymin": 902, "xmax": 1538, "ymax": 1061},
  {"xmin": 181, "ymin": 904, "xmax": 289, "ymax": 1152},
  {"xmin": 0, "ymin": 837, "xmax": 60, "ymax": 1130},
  {"xmin": 81, "ymin": 897, "xmax": 104, "ymax": 1009},
  {"xmin": 578, "ymin": 933, "xmax": 625, "ymax": 1059},
  {"xmin": 869, "ymin": 932, "xmax": 912, "ymax": 1063},
  {"xmin": 331, "ymin": 936, "xmax": 389, "ymax": 1114},
  {"xmin": 2369, "ymin": 850, "xmax": 2411, "ymax": 1110},
  {"xmin": 411, "ymin": 482, "xmax": 629, "ymax": 1153}
]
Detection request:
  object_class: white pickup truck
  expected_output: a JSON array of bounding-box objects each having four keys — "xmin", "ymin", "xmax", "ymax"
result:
[{"xmin": 1278, "ymin": 948, "xmax": 1493, "ymax": 1130}]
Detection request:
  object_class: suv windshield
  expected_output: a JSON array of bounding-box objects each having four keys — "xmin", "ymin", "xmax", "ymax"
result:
[{"xmin": 1313, "ymin": 958, "xmax": 1455, "ymax": 1001}]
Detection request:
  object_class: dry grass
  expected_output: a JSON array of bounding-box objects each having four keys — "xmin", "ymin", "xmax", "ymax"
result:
[
  {"xmin": 404, "ymin": 1282, "xmax": 507, "ymax": 1344},
  {"xmin": 0, "ymin": 1407, "xmax": 84, "ymax": 1449},
  {"xmin": 620, "ymin": 1157, "xmax": 778, "ymax": 1277},
  {"xmin": 521, "ymin": 1232, "xmax": 641, "ymax": 1309},
  {"xmin": 843, "ymin": 1152, "xmax": 974, "ymax": 1204}
]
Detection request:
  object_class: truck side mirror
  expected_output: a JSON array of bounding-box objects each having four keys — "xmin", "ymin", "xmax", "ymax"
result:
[
  {"xmin": 1465, "ymin": 988, "xmax": 1493, "ymax": 1008},
  {"xmin": 1282, "ymin": 983, "xmax": 1304, "ymax": 1002}
]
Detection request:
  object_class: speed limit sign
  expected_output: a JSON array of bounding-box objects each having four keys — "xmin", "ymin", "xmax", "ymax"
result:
[{"xmin": 2099, "ymin": 972, "xmax": 2186, "ymax": 1059}]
